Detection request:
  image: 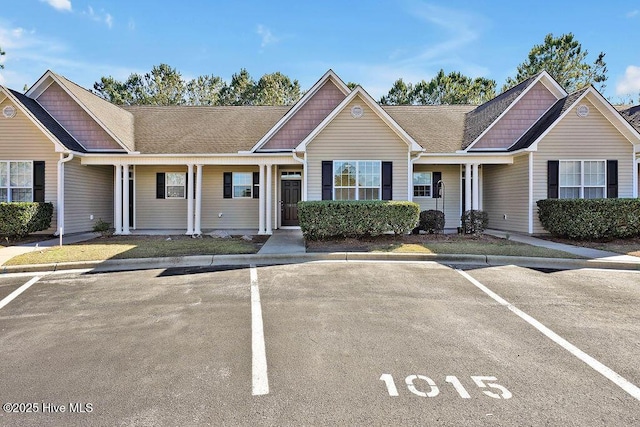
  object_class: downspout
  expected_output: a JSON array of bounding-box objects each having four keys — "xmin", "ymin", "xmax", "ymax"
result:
[
  {"xmin": 409, "ymin": 151, "xmax": 425, "ymax": 201},
  {"xmin": 633, "ymin": 145, "xmax": 638, "ymax": 198},
  {"xmin": 56, "ymin": 152, "xmax": 74, "ymax": 240}
]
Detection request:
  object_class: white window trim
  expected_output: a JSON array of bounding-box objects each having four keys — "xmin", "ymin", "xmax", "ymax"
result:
[
  {"xmin": 559, "ymin": 159, "xmax": 607, "ymax": 199},
  {"xmin": 0, "ymin": 160, "xmax": 34, "ymax": 203},
  {"xmin": 232, "ymin": 172, "xmax": 253, "ymax": 199},
  {"xmin": 413, "ymin": 171, "xmax": 433, "ymax": 198},
  {"xmin": 333, "ymin": 160, "xmax": 382, "ymax": 201},
  {"xmin": 165, "ymin": 172, "xmax": 186, "ymax": 199}
]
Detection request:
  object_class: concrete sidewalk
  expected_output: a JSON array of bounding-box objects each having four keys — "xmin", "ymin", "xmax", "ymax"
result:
[
  {"xmin": 258, "ymin": 229, "xmax": 306, "ymax": 255},
  {"xmin": 485, "ymin": 229, "xmax": 640, "ymax": 263}
]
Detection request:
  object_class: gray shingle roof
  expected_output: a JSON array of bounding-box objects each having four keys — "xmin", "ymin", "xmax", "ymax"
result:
[
  {"xmin": 123, "ymin": 105, "xmax": 290, "ymax": 154},
  {"xmin": 619, "ymin": 105, "xmax": 640, "ymax": 132},
  {"xmin": 383, "ymin": 105, "xmax": 474, "ymax": 153},
  {"xmin": 509, "ymin": 88, "xmax": 588, "ymax": 151},
  {"xmin": 462, "ymin": 75, "xmax": 539, "ymax": 149},
  {"xmin": 52, "ymin": 72, "xmax": 135, "ymax": 152},
  {"xmin": 8, "ymin": 89, "xmax": 87, "ymax": 153}
]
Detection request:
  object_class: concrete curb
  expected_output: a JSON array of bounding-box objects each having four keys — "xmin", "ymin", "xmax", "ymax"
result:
[{"xmin": 1, "ymin": 252, "xmax": 639, "ymax": 274}]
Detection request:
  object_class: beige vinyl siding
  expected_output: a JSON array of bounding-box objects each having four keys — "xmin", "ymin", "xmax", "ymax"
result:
[
  {"xmin": 483, "ymin": 155, "xmax": 530, "ymax": 233},
  {"xmin": 64, "ymin": 158, "xmax": 113, "ymax": 233},
  {"xmin": 532, "ymin": 97, "xmax": 635, "ymax": 233},
  {"xmin": 0, "ymin": 97, "xmax": 60, "ymax": 233},
  {"xmin": 306, "ymin": 96, "xmax": 410, "ymax": 201},
  {"xmin": 135, "ymin": 165, "xmax": 189, "ymax": 229},
  {"xmin": 412, "ymin": 164, "xmax": 461, "ymax": 229},
  {"xmin": 201, "ymin": 166, "xmax": 261, "ymax": 230}
]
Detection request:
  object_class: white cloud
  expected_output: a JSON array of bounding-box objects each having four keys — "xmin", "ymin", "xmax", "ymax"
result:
[
  {"xmin": 41, "ymin": 0, "xmax": 72, "ymax": 12},
  {"xmin": 256, "ymin": 25, "xmax": 279, "ymax": 48},
  {"xmin": 627, "ymin": 10, "xmax": 639, "ymax": 18},
  {"xmin": 616, "ymin": 65, "xmax": 640, "ymax": 96},
  {"xmin": 83, "ymin": 6, "xmax": 113, "ymax": 28}
]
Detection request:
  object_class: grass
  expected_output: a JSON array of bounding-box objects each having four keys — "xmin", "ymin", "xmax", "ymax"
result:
[
  {"xmin": 0, "ymin": 234, "xmax": 55, "ymax": 248},
  {"xmin": 306, "ymin": 234, "xmax": 586, "ymax": 259},
  {"xmin": 541, "ymin": 236, "xmax": 640, "ymax": 258},
  {"xmin": 4, "ymin": 235, "xmax": 265, "ymax": 266}
]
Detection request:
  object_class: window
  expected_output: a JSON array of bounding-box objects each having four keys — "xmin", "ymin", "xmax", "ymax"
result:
[
  {"xmin": 333, "ymin": 160, "xmax": 381, "ymax": 200},
  {"xmin": 413, "ymin": 172, "xmax": 432, "ymax": 197},
  {"xmin": 0, "ymin": 161, "xmax": 33, "ymax": 202},
  {"xmin": 233, "ymin": 172, "xmax": 253, "ymax": 198},
  {"xmin": 559, "ymin": 160, "xmax": 605, "ymax": 199},
  {"xmin": 165, "ymin": 172, "xmax": 186, "ymax": 199}
]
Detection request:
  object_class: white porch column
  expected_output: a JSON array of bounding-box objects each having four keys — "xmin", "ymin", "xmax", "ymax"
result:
[
  {"xmin": 194, "ymin": 164, "xmax": 203, "ymax": 235},
  {"xmin": 266, "ymin": 164, "xmax": 273, "ymax": 234},
  {"xmin": 464, "ymin": 163, "xmax": 472, "ymax": 212},
  {"xmin": 186, "ymin": 164, "xmax": 194, "ymax": 235},
  {"xmin": 114, "ymin": 164, "xmax": 123, "ymax": 234},
  {"xmin": 122, "ymin": 164, "xmax": 130, "ymax": 234},
  {"xmin": 258, "ymin": 164, "xmax": 266, "ymax": 234},
  {"xmin": 472, "ymin": 163, "xmax": 479, "ymax": 211}
]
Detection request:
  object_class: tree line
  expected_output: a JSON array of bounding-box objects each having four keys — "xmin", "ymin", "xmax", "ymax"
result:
[{"xmin": 0, "ymin": 33, "xmax": 624, "ymax": 106}]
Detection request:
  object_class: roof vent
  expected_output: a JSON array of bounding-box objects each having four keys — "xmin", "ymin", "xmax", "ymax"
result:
[
  {"xmin": 351, "ymin": 105, "xmax": 364, "ymax": 118},
  {"xmin": 2, "ymin": 105, "xmax": 16, "ymax": 118},
  {"xmin": 576, "ymin": 104, "xmax": 589, "ymax": 117}
]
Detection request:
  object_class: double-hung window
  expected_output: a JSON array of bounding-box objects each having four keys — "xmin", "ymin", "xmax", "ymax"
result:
[
  {"xmin": 233, "ymin": 172, "xmax": 253, "ymax": 198},
  {"xmin": 333, "ymin": 160, "xmax": 381, "ymax": 200},
  {"xmin": 559, "ymin": 160, "xmax": 605, "ymax": 199},
  {"xmin": 413, "ymin": 172, "xmax": 432, "ymax": 197},
  {"xmin": 0, "ymin": 161, "xmax": 33, "ymax": 202},
  {"xmin": 165, "ymin": 172, "xmax": 186, "ymax": 199}
]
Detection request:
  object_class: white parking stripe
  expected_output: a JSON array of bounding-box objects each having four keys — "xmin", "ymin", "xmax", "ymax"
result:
[
  {"xmin": 250, "ymin": 265, "xmax": 269, "ymax": 396},
  {"xmin": 456, "ymin": 269, "xmax": 640, "ymax": 401},
  {"xmin": 0, "ymin": 276, "xmax": 42, "ymax": 310}
]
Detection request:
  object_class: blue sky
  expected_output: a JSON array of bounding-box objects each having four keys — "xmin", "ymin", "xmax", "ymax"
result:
[{"xmin": 1, "ymin": 0, "xmax": 639, "ymax": 102}]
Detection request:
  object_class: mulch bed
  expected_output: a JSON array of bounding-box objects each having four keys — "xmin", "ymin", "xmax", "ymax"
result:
[{"xmin": 305, "ymin": 233, "xmax": 502, "ymax": 252}]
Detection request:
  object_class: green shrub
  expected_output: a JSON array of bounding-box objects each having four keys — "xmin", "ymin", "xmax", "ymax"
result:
[
  {"xmin": 0, "ymin": 202, "xmax": 54, "ymax": 237},
  {"xmin": 92, "ymin": 218, "xmax": 113, "ymax": 237},
  {"xmin": 461, "ymin": 210, "xmax": 488, "ymax": 235},
  {"xmin": 537, "ymin": 198, "xmax": 640, "ymax": 240},
  {"xmin": 298, "ymin": 200, "xmax": 420, "ymax": 240},
  {"xmin": 418, "ymin": 209, "xmax": 445, "ymax": 234}
]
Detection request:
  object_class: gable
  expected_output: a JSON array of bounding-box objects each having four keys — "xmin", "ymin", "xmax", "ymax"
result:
[
  {"xmin": 260, "ymin": 79, "xmax": 346, "ymax": 150},
  {"xmin": 472, "ymin": 81, "xmax": 558, "ymax": 150},
  {"xmin": 36, "ymin": 82, "xmax": 124, "ymax": 151}
]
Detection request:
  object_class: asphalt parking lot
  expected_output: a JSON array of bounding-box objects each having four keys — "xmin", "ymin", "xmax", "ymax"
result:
[{"xmin": 0, "ymin": 262, "xmax": 638, "ymax": 426}]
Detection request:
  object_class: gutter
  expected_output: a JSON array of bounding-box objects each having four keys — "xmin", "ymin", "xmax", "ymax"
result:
[{"xmin": 56, "ymin": 152, "xmax": 74, "ymax": 239}]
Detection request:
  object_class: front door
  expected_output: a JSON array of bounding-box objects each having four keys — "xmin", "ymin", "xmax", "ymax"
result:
[{"xmin": 281, "ymin": 180, "xmax": 301, "ymax": 226}]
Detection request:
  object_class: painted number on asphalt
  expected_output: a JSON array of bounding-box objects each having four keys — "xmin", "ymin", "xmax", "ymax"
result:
[{"xmin": 380, "ymin": 374, "xmax": 512, "ymax": 399}]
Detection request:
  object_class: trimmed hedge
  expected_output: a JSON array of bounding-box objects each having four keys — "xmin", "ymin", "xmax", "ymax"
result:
[
  {"xmin": 461, "ymin": 210, "xmax": 488, "ymax": 235},
  {"xmin": 0, "ymin": 202, "xmax": 54, "ymax": 237},
  {"xmin": 298, "ymin": 200, "xmax": 420, "ymax": 240},
  {"xmin": 537, "ymin": 198, "xmax": 640, "ymax": 240},
  {"xmin": 418, "ymin": 209, "xmax": 445, "ymax": 234}
]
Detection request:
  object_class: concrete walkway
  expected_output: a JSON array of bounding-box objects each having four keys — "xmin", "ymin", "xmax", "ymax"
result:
[
  {"xmin": 0, "ymin": 232, "xmax": 99, "ymax": 266},
  {"xmin": 258, "ymin": 229, "xmax": 306, "ymax": 255},
  {"xmin": 485, "ymin": 229, "xmax": 640, "ymax": 262}
]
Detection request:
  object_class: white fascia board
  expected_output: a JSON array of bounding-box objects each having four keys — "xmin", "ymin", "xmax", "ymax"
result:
[
  {"xmin": 80, "ymin": 153, "xmax": 301, "ymax": 166},
  {"xmin": 527, "ymin": 90, "xmax": 587, "ymax": 152},
  {"xmin": 295, "ymin": 86, "xmax": 423, "ymax": 153},
  {"xmin": 413, "ymin": 153, "xmax": 514, "ymax": 164},
  {"xmin": 250, "ymin": 70, "xmax": 351, "ymax": 153},
  {"xmin": 585, "ymin": 89, "xmax": 640, "ymax": 144},
  {"xmin": 1, "ymin": 86, "xmax": 68, "ymax": 153},
  {"xmin": 28, "ymin": 71, "xmax": 132, "ymax": 153},
  {"xmin": 464, "ymin": 72, "xmax": 568, "ymax": 152}
]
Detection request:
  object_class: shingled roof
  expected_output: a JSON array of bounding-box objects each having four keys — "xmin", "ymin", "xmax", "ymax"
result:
[
  {"xmin": 383, "ymin": 105, "xmax": 474, "ymax": 153},
  {"xmin": 509, "ymin": 87, "xmax": 589, "ymax": 151},
  {"xmin": 8, "ymin": 89, "xmax": 86, "ymax": 153},
  {"xmin": 462, "ymin": 75, "xmax": 539, "ymax": 149},
  {"xmin": 123, "ymin": 105, "xmax": 290, "ymax": 154},
  {"xmin": 619, "ymin": 105, "xmax": 640, "ymax": 132},
  {"xmin": 52, "ymin": 72, "xmax": 135, "ymax": 152}
]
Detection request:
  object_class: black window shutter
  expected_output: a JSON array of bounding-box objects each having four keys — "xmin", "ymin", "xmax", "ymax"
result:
[
  {"xmin": 322, "ymin": 161, "xmax": 333, "ymax": 200},
  {"xmin": 607, "ymin": 160, "xmax": 618, "ymax": 198},
  {"xmin": 382, "ymin": 161, "xmax": 393, "ymax": 200},
  {"xmin": 156, "ymin": 172, "xmax": 165, "ymax": 199},
  {"xmin": 33, "ymin": 161, "xmax": 45, "ymax": 202},
  {"xmin": 432, "ymin": 171, "xmax": 442, "ymax": 199},
  {"xmin": 223, "ymin": 172, "xmax": 232, "ymax": 199},
  {"xmin": 253, "ymin": 172, "xmax": 260, "ymax": 199},
  {"xmin": 547, "ymin": 161, "xmax": 559, "ymax": 199}
]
